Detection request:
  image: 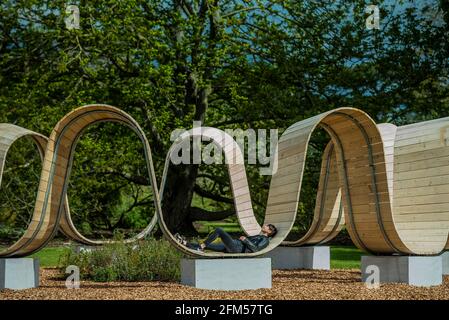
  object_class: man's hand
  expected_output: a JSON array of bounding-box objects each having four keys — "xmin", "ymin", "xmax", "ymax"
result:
[{"xmin": 239, "ymin": 236, "xmax": 246, "ymax": 241}]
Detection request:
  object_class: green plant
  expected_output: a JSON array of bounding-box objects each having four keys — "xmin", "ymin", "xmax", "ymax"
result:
[
  {"xmin": 0, "ymin": 225, "xmax": 26, "ymax": 242},
  {"xmin": 59, "ymin": 238, "xmax": 182, "ymax": 282}
]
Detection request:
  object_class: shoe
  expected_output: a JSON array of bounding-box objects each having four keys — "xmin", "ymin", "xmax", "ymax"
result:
[
  {"xmin": 174, "ymin": 233, "xmax": 187, "ymax": 245},
  {"xmin": 193, "ymin": 243, "xmax": 204, "ymax": 252}
]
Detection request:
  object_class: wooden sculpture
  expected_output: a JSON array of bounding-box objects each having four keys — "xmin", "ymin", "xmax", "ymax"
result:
[
  {"xmin": 281, "ymin": 141, "xmax": 344, "ymax": 246},
  {"xmin": 1, "ymin": 105, "xmax": 449, "ymax": 257},
  {"xmin": 0, "ymin": 105, "xmax": 160, "ymax": 257},
  {"xmin": 157, "ymin": 127, "xmax": 261, "ymax": 257},
  {"xmin": 157, "ymin": 107, "xmax": 392, "ymax": 257},
  {"xmin": 301, "ymin": 120, "xmax": 449, "ymax": 255},
  {"xmin": 0, "ymin": 124, "xmax": 50, "ymax": 257}
]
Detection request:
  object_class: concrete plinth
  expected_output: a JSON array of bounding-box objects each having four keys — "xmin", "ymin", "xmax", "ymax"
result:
[
  {"xmin": 440, "ymin": 251, "xmax": 449, "ymax": 275},
  {"xmin": 263, "ymin": 246, "xmax": 330, "ymax": 270},
  {"xmin": 0, "ymin": 258, "xmax": 39, "ymax": 290},
  {"xmin": 361, "ymin": 255, "xmax": 442, "ymax": 287},
  {"xmin": 181, "ymin": 258, "xmax": 271, "ymax": 290}
]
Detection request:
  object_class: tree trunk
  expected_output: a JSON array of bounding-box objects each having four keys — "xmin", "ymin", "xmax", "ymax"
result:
[{"xmin": 161, "ymin": 163, "xmax": 199, "ymax": 236}]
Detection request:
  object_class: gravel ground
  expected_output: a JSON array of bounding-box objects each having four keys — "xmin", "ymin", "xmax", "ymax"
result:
[{"xmin": 1, "ymin": 268, "xmax": 449, "ymax": 300}]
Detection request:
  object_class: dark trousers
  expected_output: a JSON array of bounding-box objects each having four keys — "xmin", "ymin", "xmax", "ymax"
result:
[{"xmin": 188, "ymin": 227, "xmax": 244, "ymax": 253}]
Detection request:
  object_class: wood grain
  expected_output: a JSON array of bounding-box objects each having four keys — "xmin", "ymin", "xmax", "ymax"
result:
[
  {"xmin": 3, "ymin": 106, "xmax": 449, "ymax": 257},
  {"xmin": 0, "ymin": 106, "xmax": 161, "ymax": 257}
]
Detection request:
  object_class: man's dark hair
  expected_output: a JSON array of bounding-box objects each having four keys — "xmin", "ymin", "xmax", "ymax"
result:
[{"xmin": 267, "ymin": 224, "xmax": 277, "ymax": 237}]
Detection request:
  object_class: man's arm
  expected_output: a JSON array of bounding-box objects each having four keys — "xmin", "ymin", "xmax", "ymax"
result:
[{"xmin": 240, "ymin": 236, "xmax": 269, "ymax": 252}]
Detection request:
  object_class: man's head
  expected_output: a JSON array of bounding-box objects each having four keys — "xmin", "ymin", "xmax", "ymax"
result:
[{"xmin": 262, "ymin": 224, "xmax": 277, "ymax": 237}]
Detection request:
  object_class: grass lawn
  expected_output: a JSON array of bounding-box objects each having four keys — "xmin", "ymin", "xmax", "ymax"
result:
[
  {"xmin": 31, "ymin": 247, "xmax": 68, "ymax": 268},
  {"xmin": 197, "ymin": 221, "xmax": 243, "ymax": 234},
  {"xmin": 26, "ymin": 244, "xmax": 363, "ymax": 269},
  {"xmin": 330, "ymin": 245, "xmax": 363, "ymax": 269}
]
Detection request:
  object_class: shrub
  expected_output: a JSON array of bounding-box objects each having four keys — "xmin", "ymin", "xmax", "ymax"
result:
[
  {"xmin": 0, "ymin": 225, "xmax": 26, "ymax": 242},
  {"xmin": 59, "ymin": 238, "xmax": 182, "ymax": 282}
]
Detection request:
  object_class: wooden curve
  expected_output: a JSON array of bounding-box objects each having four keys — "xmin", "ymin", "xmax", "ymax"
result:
[
  {"xmin": 159, "ymin": 108, "xmax": 399, "ymax": 257},
  {"xmin": 0, "ymin": 105, "xmax": 161, "ymax": 257},
  {"xmin": 0, "ymin": 124, "xmax": 52, "ymax": 257},
  {"xmin": 260, "ymin": 107, "xmax": 397, "ymax": 255},
  {"xmin": 386, "ymin": 119, "xmax": 449, "ymax": 254},
  {"xmin": 55, "ymin": 106, "xmax": 160, "ymax": 246},
  {"xmin": 281, "ymin": 140, "xmax": 345, "ymax": 246},
  {"xmin": 302, "ymin": 119, "xmax": 449, "ymax": 255},
  {"xmin": 157, "ymin": 127, "xmax": 262, "ymax": 257},
  {"xmin": 286, "ymin": 122, "xmax": 394, "ymax": 249},
  {"xmin": 3, "ymin": 105, "xmax": 449, "ymax": 257}
]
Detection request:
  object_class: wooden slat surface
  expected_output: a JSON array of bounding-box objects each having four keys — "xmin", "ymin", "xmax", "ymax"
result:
[
  {"xmin": 0, "ymin": 105, "xmax": 161, "ymax": 257},
  {"xmin": 3, "ymin": 106, "xmax": 449, "ymax": 258}
]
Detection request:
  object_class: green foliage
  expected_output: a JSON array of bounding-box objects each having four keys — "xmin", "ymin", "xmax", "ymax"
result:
[
  {"xmin": 0, "ymin": 225, "xmax": 26, "ymax": 242},
  {"xmin": 30, "ymin": 243, "xmax": 363, "ymax": 270},
  {"xmin": 59, "ymin": 238, "xmax": 182, "ymax": 282},
  {"xmin": 0, "ymin": 0, "xmax": 447, "ymax": 240},
  {"xmin": 67, "ymin": 122, "xmax": 155, "ymax": 239},
  {"xmin": 31, "ymin": 247, "xmax": 68, "ymax": 268},
  {"xmin": 0, "ymin": 138, "xmax": 41, "ymax": 235},
  {"xmin": 330, "ymin": 246, "xmax": 363, "ymax": 269}
]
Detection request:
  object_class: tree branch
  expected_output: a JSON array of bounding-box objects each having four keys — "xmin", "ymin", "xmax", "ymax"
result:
[
  {"xmin": 194, "ymin": 184, "xmax": 233, "ymax": 204},
  {"xmin": 175, "ymin": 0, "xmax": 194, "ymax": 17},
  {"xmin": 93, "ymin": 168, "xmax": 150, "ymax": 186},
  {"xmin": 222, "ymin": 6, "xmax": 262, "ymax": 18},
  {"xmin": 136, "ymin": 103, "xmax": 165, "ymax": 152},
  {"xmin": 188, "ymin": 206, "xmax": 235, "ymax": 221}
]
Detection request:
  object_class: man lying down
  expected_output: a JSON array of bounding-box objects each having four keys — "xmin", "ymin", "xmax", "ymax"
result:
[{"xmin": 174, "ymin": 224, "xmax": 277, "ymax": 253}]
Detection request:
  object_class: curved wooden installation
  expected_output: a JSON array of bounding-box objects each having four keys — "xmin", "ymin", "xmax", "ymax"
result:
[
  {"xmin": 394, "ymin": 119, "xmax": 445, "ymax": 254},
  {"xmin": 377, "ymin": 120, "xmax": 449, "ymax": 254},
  {"xmin": 45, "ymin": 105, "xmax": 161, "ymax": 248},
  {"xmin": 282, "ymin": 140, "xmax": 345, "ymax": 246},
  {"xmin": 264, "ymin": 109, "xmax": 449, "ymax": 255},
  {"xmin": 290, "ymin": 119, "xmax": 449, "ymax": 255},
  {"xmin": 0, "ymin": 105, "xmax": 161, "ymax": 257},
  {"xmin": 0, "ymin": 124, "xmax": 49, "ymax": 257},
  {"xmin": 0, "ymin": 124, "xmax": 79, "ymax": 253},
  {"xmin": 260, "ymin": 108, "xmax": 394, "ymax": 254},
  {"xmin": 283, "ymin": 123, "xmax": 394, "ymax": 247},
  {"xmin": 160, "ymin": 108, "xmax": 396, "ymax": 257},
  {"xmin": 156, "ymin": 127, "xmax": 262, "ymax": 257},
  {"xmin": 2, "ymin": 105, "xmax": 449, "ymax": 257}
]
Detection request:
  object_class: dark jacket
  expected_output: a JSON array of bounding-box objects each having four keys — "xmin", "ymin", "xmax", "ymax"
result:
[{"xmin": 240, "ymin": 235, "xmax": 270, "ymax": 253}]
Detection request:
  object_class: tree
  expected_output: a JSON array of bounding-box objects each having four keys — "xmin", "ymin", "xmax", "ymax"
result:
[
  {"xmin": 0, "ymin": 0, "xmax": 447, "ymax": 240},
  {"xmin": 0, "ymin": 0, "xmax": 281, "ymax": 236}
]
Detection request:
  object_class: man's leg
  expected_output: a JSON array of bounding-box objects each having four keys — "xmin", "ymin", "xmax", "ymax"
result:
[
  {"xmin": 205, "ymin": 242, "xmax": 226, "ymax": 252},
  {"xmin": 181, "ymin": 228, "xmax": 235, "ymax": 252},
  {"xmin": 185, "ymin": 242, "xmax": 202, "ymax": 250},
  {"xmin": 203, "ymin": 228, "xmax": 243, "ymax": 253},
  {"xmin": 187, "ymin": 241, "xmax": 228, "ymax": 252}
]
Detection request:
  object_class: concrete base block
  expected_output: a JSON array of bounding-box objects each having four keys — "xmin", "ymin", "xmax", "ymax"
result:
[
  {"xmin": 361, "ymin": 255, "xmax": 442, "ymax": 287},
  {"xmin": 181, "ymin": 258, "xmax": 271, "ymax": 290},
  {"xmin": 264, "ymin": 246, "xmax": 330, "ymax": 270},
  {"xmin": 440, "ymin": 251, "xmax": 449, "ymax": 275},
  {"xmin": 0, "ymin": 258, "xmax": 39, "ymax": 290}
]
